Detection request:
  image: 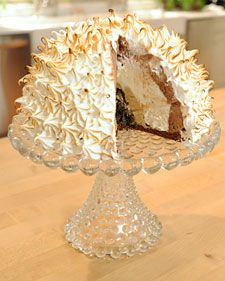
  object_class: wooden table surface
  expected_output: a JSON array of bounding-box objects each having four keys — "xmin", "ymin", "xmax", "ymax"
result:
[{"xmin": 0, "ymin": 88, "xmax": 225, "ymax": 281}]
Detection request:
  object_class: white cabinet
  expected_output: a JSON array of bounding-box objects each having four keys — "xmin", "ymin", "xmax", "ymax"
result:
[{"xmin": 187, "ymin": 17, "xmax": 225, "ymax": 88}]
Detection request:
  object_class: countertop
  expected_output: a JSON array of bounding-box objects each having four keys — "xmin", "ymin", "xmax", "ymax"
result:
[
  {"xmin": 0, "ymin": 12, "xmax": 187, "ymax": 52},
  {"xmin": 2, "ymin": 8, "xmax": 225, "ymax": 52},
  {"xmin": 0, "ymin": 87, "xmax": 225, "ymax": 281},
  {"xmin": 1, "ymin": 9, "xmax": 225, "ymax": 36},
  {"xmin": 0, "ymin": 7, "xmax": 225, "ymax": 52}
]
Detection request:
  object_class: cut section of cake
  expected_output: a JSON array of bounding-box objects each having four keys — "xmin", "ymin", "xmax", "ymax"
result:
[
  {"xmin": 15, "ymin": 11, "xmax": 215, "ymax": 159},
  {"xmin": 116, "ymin": 35, "xmax": 184, "ymax": 140}
]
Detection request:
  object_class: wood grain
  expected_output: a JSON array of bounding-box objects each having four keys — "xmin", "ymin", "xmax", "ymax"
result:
[{"xmin": 0, "ymin": 88, "xmax": 225, "ymax": 281}]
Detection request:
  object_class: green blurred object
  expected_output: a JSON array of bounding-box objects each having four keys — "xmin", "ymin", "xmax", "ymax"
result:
[
  {"xmin": 163, "ymin": 0, "xmax": 176, "ymax": 10},
  {"xmin": 0, "ymin": 0, "xmax": 7, "ymax": 9},
  {"xmin": 161, "ymin": 0, "xmax": 205, "ymax": 10},
  {"xmin": 178, "ymin": 0, "xmax": 195, "ymax": 10}
]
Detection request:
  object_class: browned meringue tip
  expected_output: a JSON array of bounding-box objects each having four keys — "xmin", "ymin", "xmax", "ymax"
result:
[
  {"xmin": 41, "ymin": 36, "xmax": 48, "ymax": 45},
  {"xmin": 194, "ymin": 49, "xmax": 200, "ymax": 56},
  {"xmin": 37, "ymin": 45, "xmax": 43, "ymax": 52},
  {"xmin": 18, "ymin": 76, "xmax": 26, "ymax": 85},
  {"xmin": 160, "ymin": 24, "xmax": 168, "ymax": 31},
  {"xmin": 108, "ymin": 8, "xmax": 115, "ymax": 16},
  {"xmin": 209, "ymin": 80, "xmax": 215, "ymax": 90}
]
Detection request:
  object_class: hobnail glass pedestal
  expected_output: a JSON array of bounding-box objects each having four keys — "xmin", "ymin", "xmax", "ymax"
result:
[
  {"xmin": 65, "ymin": 172, "xmax": 162, "ymax": 258},
  {"xmin": 8, "ymin": 115, "xmax": 221, "ymax": 258}
]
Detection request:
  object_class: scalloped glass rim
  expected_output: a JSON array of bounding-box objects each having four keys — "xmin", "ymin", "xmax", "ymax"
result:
[{"xmin": 8, "ymin": 117, "xmax": 221, "ymax": 176}]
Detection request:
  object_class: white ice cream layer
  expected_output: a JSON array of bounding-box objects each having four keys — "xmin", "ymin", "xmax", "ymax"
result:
[{"xmin": 144, "ymin": 104, "xmax": 171, "ymax": 131}]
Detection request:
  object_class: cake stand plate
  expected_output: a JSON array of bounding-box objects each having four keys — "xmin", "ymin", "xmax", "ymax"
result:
[{"xmin": 8, "ymin": 116, "xmax": 221, "ymax": 258}]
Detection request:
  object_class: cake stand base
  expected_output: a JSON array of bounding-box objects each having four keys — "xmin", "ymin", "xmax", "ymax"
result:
[{"xmin": 64, "ymin": 172, "xmax": 162, "ymax": 258}]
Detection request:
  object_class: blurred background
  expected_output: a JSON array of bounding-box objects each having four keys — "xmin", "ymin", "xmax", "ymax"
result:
[{"xmin": 0, "ymin": 0, "xmax": 225, "ymax": 137}]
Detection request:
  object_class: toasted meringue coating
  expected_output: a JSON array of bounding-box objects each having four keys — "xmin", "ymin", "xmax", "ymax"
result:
[{"xmin": 16, "ymin": 12, "xmax": 214, "ymax": 159}]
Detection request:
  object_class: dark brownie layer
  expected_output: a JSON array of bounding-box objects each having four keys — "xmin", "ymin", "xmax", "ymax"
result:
[{"xmin": 116, "ymin": 88, "xmax": 135, "ymax": 129}]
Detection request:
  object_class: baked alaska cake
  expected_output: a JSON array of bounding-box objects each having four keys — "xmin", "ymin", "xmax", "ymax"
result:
[{"xmin": 16, "ymin": 11, "xmax": 215, "ymax": 159}]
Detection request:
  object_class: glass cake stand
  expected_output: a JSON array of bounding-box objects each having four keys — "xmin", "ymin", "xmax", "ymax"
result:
[{"xmin": 8, "ymin": 115, "xmax": 221, "ymax": 258}]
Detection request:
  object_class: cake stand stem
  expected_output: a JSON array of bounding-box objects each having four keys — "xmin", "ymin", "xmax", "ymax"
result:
[{"xmin": 64, "ymin": 171, "xmax": 162, "ymax": 258}]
